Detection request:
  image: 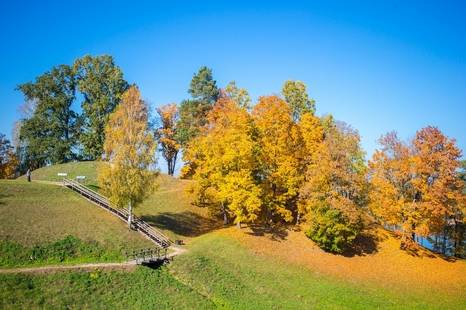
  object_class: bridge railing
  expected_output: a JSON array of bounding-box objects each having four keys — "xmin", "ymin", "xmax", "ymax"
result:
[
  {"xmin": 63, "ymin": 178, "xmax": 172, "ymax": 248},
  {"xmin": 125, "ymin": 248, "xmax": 169, "ymax": 264}
]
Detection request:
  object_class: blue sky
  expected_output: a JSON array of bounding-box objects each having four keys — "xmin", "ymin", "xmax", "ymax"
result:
[{"xmin": 1, "ymin": 1, "xmax": 465, "ymax": 169}]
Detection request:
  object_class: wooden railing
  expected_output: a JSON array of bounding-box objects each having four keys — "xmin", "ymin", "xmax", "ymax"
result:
[
  {"xmin": 63, "ymin": 178, "xmax": 172, "ymax": 248},
  {"xmin": 125, "ymin": 248, "xmax": 169, "ymax": 264}
]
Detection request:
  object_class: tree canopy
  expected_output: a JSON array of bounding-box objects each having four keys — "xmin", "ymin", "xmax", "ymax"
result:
[
  {"xmin": 16, "ymin": 64, "xmax": 78, "ymax": 168},
  {"xmin": 98, "ymin": 85, "xmax": 158, "ymax": 229},
  {"xmin": 73, "ymin": 54, "xmax": 129, "ymax": 159}
]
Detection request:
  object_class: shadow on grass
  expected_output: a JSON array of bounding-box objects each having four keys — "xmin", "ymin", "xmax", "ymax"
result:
[
  {"xmin": 245, "ymin": 224, "xmax": 289, "ymax": 242},
  {"xmin": 140, "ymin": 211, "xmax": 225, "ymax": 238},
  {"xmin": 342, "ymin": 222, "xmax": 383, "ymax": 257},
  {"xmin": 85, "ymin": 184, "xmax": 101, "ymax": 192},
  {"xmin": 403, "ymin": 245, "xmax": 457, "ymax": 262}
]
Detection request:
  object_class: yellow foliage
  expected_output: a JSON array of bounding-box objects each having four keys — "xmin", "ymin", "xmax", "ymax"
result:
[
  {"xmin": 252, "ymin": 95, "xmax": 304, "ymax": 223},
  {"xmin": 186, "ymin": 96, "xmax": 262, "ymax": 224},
  {"xmin": 98, "ymin": 85, "xmax": 158, "ymax": 226}
]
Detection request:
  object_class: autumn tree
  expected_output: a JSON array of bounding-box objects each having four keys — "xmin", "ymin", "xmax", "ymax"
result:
[
  {"xmin": 186, "ymin": 94, "xmax": 262, "ymax": 227},
  {"xmin": 282, "ymin": 80, "xmax": 315, "ymax": 122},
  {"xmin": 98, "ymin": 85, "xmax": 158, "ymax": 229},
  {"xmin": 252, "ymin": 95, "xmax": 304, "ymax": 225},
  {"xmin": 368, "ymin": 126, "xmax": 465, "ymax": 251},
  {"xmin": 295, "ymin": 113, "xmax": 324, "ymax": 224},
  {"xmin": 155, "ymin": 103, "xmax": 180, "ymax": 176},
  {"xmin": 0, "ymin": 133, "xmax": 18, "ymax": 179},
  {"xmin": 299, "ymin": 117, "xmax": 366, "ymax": 253},
  {"xmin": 16, "ymin": 64, "xmax": 78, "ymax": 168},
  {"xmin": 224, "ymin": 80, "xmax": 252, "ymax": 109},
  {"xmin": 73, "ymin": 54, "xmax": 129, "ymax": 159}
]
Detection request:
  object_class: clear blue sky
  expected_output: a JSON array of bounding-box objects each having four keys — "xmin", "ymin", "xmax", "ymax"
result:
[{"xmin": 1, "ymin": 1, "xmax": 465, "ymax": 167}]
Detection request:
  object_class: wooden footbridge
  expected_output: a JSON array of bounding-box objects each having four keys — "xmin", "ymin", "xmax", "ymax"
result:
[{"xmin": 62, "ymin": 178, "xmax": 173, "ymax": 253}]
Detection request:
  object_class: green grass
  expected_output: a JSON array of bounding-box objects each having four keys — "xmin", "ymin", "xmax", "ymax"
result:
[
  {"xmin": 18, "ymin": 161, "xmax": 100, "ymax": 186},
  {"xmin": 0, "ymin": 180, "xmax": 154, "ymax": 266},
  {"xmin": 2, "ymin": 232, "xmax": 460, "ymax": 309},
  {"xmin": 0, "ymin": 267, "xmax": 216, "ymax": 309},
  {"xmin": 169, "ymin": 233, "xmax": 466, "ymax": 309},
  {"xmin": 3, "ymin": 162, "xmax": 465, "ymax": 309}
]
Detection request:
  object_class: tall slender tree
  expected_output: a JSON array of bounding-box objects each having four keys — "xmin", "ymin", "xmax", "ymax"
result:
[
  {"xmin": 0, "ymin": 133, "xmax": 18, "ymax": 179},
  {"xmin": 155, "ymin": 103, "xmax": 180, "ymax": 176},
  {"xmin": 299, "ymin": 118, "xmax": 366, "ymax": 253},
  {"xmin": 98, "ymin": 85, "xmax": 158, "ymax": 229}
]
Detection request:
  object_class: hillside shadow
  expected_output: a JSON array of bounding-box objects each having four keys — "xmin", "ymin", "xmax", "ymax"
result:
[
  {"xmin": 403, "ymin": 244, "xmax": 457, "ymax": 262},
  {"xmin": 141, "ymin": 211, "xmax": 224, "ymax": 238},
  {"xmin": 342, "ymin": 222, "xmax": 384, "ymax": 257},
  {"xmin": 246, "ymin": 224, "xmax": 289, "ymax": 242}
]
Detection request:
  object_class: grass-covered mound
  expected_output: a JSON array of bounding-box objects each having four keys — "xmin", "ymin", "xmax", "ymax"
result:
[
  {"xmin": 2, "ymin": 231, "xmax": 465, "ymax": 309},
  {"xmin": 0, "ymin": 180, "xmax": 153, "ymax": 267},
  {"xmin": 17, "ymin": 161, "xmax": 100, "ymax": 185},
  {"xmin": 2, "ymin": 162, "xmax": 466, "ymax": 308}
]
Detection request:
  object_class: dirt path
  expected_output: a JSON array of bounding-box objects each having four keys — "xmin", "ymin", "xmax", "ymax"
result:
[
  {"xmin": 0, "ymin": 263, "xmax": 136, "ymax": 275},
  {"xmin": 0, "ymin": 246, "xmax": 187, "ymax": 275}
]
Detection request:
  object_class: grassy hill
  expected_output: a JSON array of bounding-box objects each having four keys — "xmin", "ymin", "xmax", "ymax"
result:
[{"xmin": 1, "ymin": 161, "xmax": 466, "ymax": 309}]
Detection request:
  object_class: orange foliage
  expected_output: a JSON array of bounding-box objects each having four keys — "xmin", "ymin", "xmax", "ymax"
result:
[
  {"xmin": 252, "ymin": 95, "xmax": 303, "ymax": 224},
  {"xmin": 186, "ymin": 96, "xmax": 262, "ymax": 224},
  {"xmin": 155, "ymin": 103, "xmax": 180, "ymax": 176},
  {"xmin": 369, "ymin": 127, "xmax": 465, "ymax": 239},
  {"xmin": 216, "ymin": 222, "xmax": 466, "ymax": 297}
]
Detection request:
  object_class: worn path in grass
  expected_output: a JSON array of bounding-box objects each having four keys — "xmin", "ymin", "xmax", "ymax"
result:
[{"xmin": 0, "ymin": 246, "xmax": 187, "ymax": 274}]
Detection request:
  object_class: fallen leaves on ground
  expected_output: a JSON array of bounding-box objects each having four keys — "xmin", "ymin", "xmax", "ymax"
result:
[{"xmin": 215, "ymin": 221, "xmax": 466, "ymax": 298}]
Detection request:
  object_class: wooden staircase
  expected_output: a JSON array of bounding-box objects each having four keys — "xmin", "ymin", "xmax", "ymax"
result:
[{"xmin": 63, "ymin": 178, "xmax": 172, "ymax": 249}]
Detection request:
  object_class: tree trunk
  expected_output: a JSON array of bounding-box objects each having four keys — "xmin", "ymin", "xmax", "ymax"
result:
[
  {"xmin": 128, "ymin": 199, "xmax": 133, "ymax": 229},
  {"xmin": 296, "ymin": 213, "xmax": 301, "ymax": 225},
  {"xmin": 222, "ymin": 202, "xmax": 229, "ymax": 225},
  {"xmin": 236, "ymin": 221, "xmax": 241, "ymax": 229},
  {"xmin": 266, "ymin": 208, "xmax": 272, "ymax": 226}
]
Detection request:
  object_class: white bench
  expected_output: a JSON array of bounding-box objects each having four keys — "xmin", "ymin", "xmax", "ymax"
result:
[
  {"xmin": 58, "ymin": 173, "xmax": 68, "ymax": 181},
  {"xmin": 76, "ymin": 175, "xmax": 86, "ymax": 184}
]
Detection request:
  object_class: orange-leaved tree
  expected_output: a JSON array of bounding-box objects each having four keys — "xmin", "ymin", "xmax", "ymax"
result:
[
  {"xmin": 155, "ymin": 103, "xmax": 180, "ymax": 176},
  {"xmin": 299, "ymin": 116, "xmax": 366, "ymax": 253},
  {"xmin": 368, "ymin": 131, "xmax": 418, "ymax": 237},
  {"xmin": 369, "ymin": 126, "xmax": 465, "ymax": 249},
  {"xmin": 186, "ymin": 93, "xmax": 262, "ymax": 227},
  {"xmin": 98, "ymin": 85, "xmax": 158, "ymax": 229},
  {"xmin": 252, "ymin": 95, "xmax": 304, "ymax": 225},
  {"xmin": 412, "ymin": 126, "xmax": 465, "ymax": 251}
]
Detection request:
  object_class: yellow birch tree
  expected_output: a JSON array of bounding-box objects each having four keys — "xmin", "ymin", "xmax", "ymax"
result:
[{"xmin": 98, "ymin": 85, "xmax": 158, "ymax": 229}]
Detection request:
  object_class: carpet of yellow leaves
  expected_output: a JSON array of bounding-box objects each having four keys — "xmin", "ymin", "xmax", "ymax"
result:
[{"xmin": 215, "ymin": 220, "xmax": 466, "ymax": 298}]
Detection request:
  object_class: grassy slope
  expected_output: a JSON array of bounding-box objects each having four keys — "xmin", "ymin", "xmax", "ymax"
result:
[
  {"xmin": 169, "ymin": 233, "xmax": 465, "ymax": 309},
  {"xmin": 17, "ymin": 161, "xmax": 100, "ymax": 185},
  {"xmin": 0, "ymin": 180, "xmax": 154, "ymax": 262},
  {"xmin": 2, "ymin": 161, "xmax": 466, "ymax": 308}
]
